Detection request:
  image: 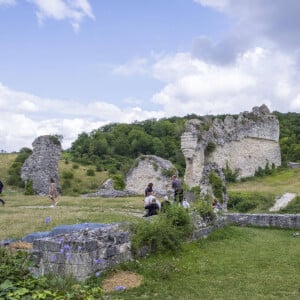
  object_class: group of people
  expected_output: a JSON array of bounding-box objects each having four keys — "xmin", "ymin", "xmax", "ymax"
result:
[{"xmin": 143, "ymin": 175, "xmax": 190, "ymax": 217}]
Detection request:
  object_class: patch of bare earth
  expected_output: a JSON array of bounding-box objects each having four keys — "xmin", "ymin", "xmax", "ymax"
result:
[
  {"xmin": 9, "ymin": 241, "xmax": 33, "ymax": 250},
  {"xmin": 102, "ymin": 271, "xmax": 143, "ymax": 293}
]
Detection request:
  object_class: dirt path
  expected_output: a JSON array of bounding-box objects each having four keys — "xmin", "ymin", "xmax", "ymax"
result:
[{"xmin": 269, "ymin": 192, "xmax": 297, "ymax": 212}]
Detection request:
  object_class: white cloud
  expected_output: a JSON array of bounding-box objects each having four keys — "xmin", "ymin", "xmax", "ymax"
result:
[
  {"xmin": 151, "ymin": 47, "xmax": 300, "ymax": 116},
  {"xmin": 27, "ymin": 0, "xmax": 94, "ymax": 31},
  {"xmin": 0, "ymin": 0, "xmax": 15, "ymax": 5},
  {"xmin": 112, "ymin": 58, "xmax": 149, "ymax": 76},
  {"xmin": 0, "ymin": 82, "xmax": 166, "ymax": 152}
]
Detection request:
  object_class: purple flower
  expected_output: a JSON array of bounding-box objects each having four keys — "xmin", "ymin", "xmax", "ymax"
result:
[
  {"xmin": 94, "ymin": 258, "xmax": 105, "ymax": 264},
  {"xmin": 77, "ymin": 246, "xmax": 82, "ymax": 251},
  {"xmin": 45, "ymin": 217, "xmax": 51, "ymax": 225},
  {"xmin": 60, "ymin": 248, "xmax": 64, "ymax": 253},
  {"xmin": 66, "ymin": 252, "xmax": 71, "ymax": 262},
  {"xmin": 95, "ymin": 271, "xmax": 100, "ymax": 277},
  {"xmin": 50, "ymin": 255, "xmax": 56, "ymax": 262},
  {"xmin": 64, "ymin": 245, "xmax": 71, "ymax": 251},
  {"xmin": 114, "ymin": 285, "xmax": 126, "ymax": 291}
]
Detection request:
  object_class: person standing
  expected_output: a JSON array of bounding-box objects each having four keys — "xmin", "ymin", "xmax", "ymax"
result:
[
  {"xmin": 49, "ymin": 178, "xmax": 58, "ymax": 207},
  {"xmin": 172, "ymin": 175, "xmax": 184, "ymax": 205},
  {"xmin": 0, "ymin": 179, "xmax": 3, "ymax": 194},
  {"xmin": 145, "ymin": 183, "xmax": 154, "ymax": 196}
]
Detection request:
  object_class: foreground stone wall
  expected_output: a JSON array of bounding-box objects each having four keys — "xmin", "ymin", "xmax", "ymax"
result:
[
  {"xmin": 30, "ymin": 223, "xmax": 132, "ymax": 281},
  {"xmin": 181, "ymin": 105, "xmax": 282, "ymax": 187}
]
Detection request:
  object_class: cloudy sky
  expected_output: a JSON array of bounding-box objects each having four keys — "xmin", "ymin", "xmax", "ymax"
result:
[{"xmin": 1, "ymin": 0, "xmax": 300, "ymax": 152}]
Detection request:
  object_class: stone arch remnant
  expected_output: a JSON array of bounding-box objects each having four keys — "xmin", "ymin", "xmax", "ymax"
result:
[
  {"xmin": 181, "ymin": 104, "xmax": 281, "ymax": 188},
  {"xmin": 21, "ymin": 135, "xmax": 62, "ymax": 195},
  {"xmin": 200, "ymin": 163, "xmax": 228, "ymax": 211}
]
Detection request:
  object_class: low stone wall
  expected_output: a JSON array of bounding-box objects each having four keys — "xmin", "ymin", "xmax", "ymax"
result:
[
  {"xmin": 7, "ymin": 213, "xmax": 300, "ymax": 281},
  {"xmin": 226, "ymin": 213, "xmax": 300, "ymax": 229},
  {"xmin": 30, "ymin": 223, "xmax": 132, "ymax": 281}
]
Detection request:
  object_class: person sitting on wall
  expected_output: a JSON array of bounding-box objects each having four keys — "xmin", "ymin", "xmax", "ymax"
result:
[
  {"xmin": 144, "ymin": 197, "xmax": 160, "ymax": 217},
  {"xmin": 212, "ymin": 198, "xmax": 222, "ymax": 212}
]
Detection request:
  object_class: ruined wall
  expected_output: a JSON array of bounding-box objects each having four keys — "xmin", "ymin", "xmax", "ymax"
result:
[
  {"xmin": 181, "ymin": 105, "xmax": 281, "ymax": 187},
  {"xmin": 21, "ymin": 135, "xmax": 62, "ymax": 195},
  {"xmin": 125, "ymin": 155, "xmax": 176, "ymax": 196}
]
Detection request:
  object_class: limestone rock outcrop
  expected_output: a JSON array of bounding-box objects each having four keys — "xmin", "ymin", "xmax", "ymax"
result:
[
  {"xmin": 21, "ymin": 135, "xmax": 62, "ymax": 195},
  {"xmin": 181, "ymin": 104, "xmax": 281, "ymax": 187},
  {"xmin": 125, "ymin": 155, "xmax": 176, "ymax": 196}
]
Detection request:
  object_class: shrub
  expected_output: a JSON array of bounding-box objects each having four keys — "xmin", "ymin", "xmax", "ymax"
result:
[
  {"xmin": 131, "ymin": 218, "xmax": 182, "ymax": 255},
  {"xmin": 223, "ymin": 162, "xmax": 238, "ymax": 183},
  {"xmin": 228, "ymin": 191, "xmax": 273, "ymax": 212},
  {"xmin": 205, "ymin": 141, "xmax": 216, "ymax": 155},
  {"xmin": 112, "ymin": 174, "xmax": 125, "ymax": 190},
  {"xmin": 165, "ymin": 205, "xmax": 193, "ymax": 237},
  {"xmin": 86, "ymin": 169, "xmax": 95, "ymax": 176},
  {"xmin": 62, "ymin": 170, "xmax": 74, "ymax": 179},
  {"xmin": 209, "ymin": 171, "xmax": 223, "ymax": 201},
  {"xmin": 24, "ymin": 180, "xmax": 34, "ymax": 195},
  {"xmin": 193, "ymin": 200, "xmax": 216, "ymax": 223},
  {"xmin": 72, "ymin": 164, "xmax": 79, "ymax": 169}
]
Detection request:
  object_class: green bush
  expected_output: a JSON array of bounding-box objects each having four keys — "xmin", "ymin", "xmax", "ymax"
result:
[
  {"xmin": 223, "ymin": 162, "xmax": 238, "ymax": 183},
  {"xmin": 165, "ymin": 205, "xmax": 193, "ymax": 237},
  {"xmin": 279, "ymin": 196, "xmax": 300, "ymax": 214},
  {"xmin": 86, "ymin": 169, "xmax": 95, "ymax": 176},
  {"xmin": 205, "ymin": 141, "xmax": 216, "ymax": 155},
  {"xmin": 0, "ymin": 248, "xmax": 103, "ymax": 299},
  {"xmin": 131, "ymin": 206, "xmax": 192, "ymax": 255},
  {"xmin": 193, "ymin": 200, "xmax": 216, "ymax": 223},
  {"xmin": 228, "ymin": 191, "xmax": 274, "ymax": 212},
  {"xmin": 131, "ymin": 218, "xmax": 182, "ymax": 255},
  {"xmin": 24, "ymin": 180, "xmax": 34, "ymax": 195},
  {"xmin": 62, "ymin": 170, "xmax": 74, "ymax": 179},
  {"xmin": 236, "ymin": 200, "xmax": 258, "ymax": 212},
  {"xmin": 209, "ymin": 171, "xmax": 223, "ymax": 201},
  {"xmin": 112, "ymin": 174, "xmax": 125, "ymax": 190},
  {"xmin": 72, "ymin": 164, "xmax": 79, "ymax": 169}
]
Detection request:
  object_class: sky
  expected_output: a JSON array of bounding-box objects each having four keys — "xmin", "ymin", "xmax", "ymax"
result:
[{"xmin": 1, "ymin": 0, "xmax": 300, "ymax": 152}]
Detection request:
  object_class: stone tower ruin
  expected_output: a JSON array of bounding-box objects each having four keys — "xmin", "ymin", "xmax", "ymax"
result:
[{"xmin": 21, "ymin": 135, "xmax": 62, "ymax": 195}]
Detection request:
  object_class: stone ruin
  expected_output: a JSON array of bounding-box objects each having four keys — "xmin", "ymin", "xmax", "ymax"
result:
[
  {"xmin": 30, "ymin": 223, "xmax": 132, "ymax": 282},
  {"xmin": 125, "ymin": 155, "xmax": 176, "ymax": 196},
  {"xmin": 21, "ymin": 135, "xmax": 62, "ymax": 195},
  {"xmin": 181, "ymin": 104, "xmax": 281, "ymax": 187},
  {"xmin": 200, "ymin": 163, "xmax": 228, "ymax": 210}
]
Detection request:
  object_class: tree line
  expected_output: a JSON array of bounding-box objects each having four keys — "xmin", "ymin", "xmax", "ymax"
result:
[{"xmin": 68, "ymin": 112, "xmax": 300, "ymax": 176}]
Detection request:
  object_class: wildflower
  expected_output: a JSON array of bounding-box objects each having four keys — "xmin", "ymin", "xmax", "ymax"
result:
[
  {"xmin": 94, "ymin": 258, "xmax": 105, "ymax": 264},
  {"xmin": 114, "ymin": 285, "xmax": 126, "ymax": 291},
  {"xmin": 45, "ymin": 217, "xmax": 51, "ymax": 225},
  {"xmin": 77, "ymin": 246, "xmax": 82, "ymax": 251},
  {"xmin": 66, "ymin": 252, "xmax": 71, "ymax": 262},
  {"xmin": 50, "ymin": 255, "xmax": 56, "ymax": 262},
  {"xmin": 95, "ymin": 271, "xmax": 100, "ymax": 277}
]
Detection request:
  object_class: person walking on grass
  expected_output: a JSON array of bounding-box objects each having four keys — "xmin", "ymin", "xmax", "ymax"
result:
[{"xmin": 49, "ymin": 178, "xmax": 58, "ymax": 208}]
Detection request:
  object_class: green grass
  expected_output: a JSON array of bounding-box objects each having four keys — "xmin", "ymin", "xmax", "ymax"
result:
[
  {"xmin": 228, "ymin": 168, "xmax": 300, "ymax": 196},
  {"xmin": 105, "ymin": 226, "xmax": 300, "ymax": 300}
]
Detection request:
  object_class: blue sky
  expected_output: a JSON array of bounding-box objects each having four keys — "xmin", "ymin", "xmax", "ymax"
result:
[{"xmin": 1, "ymin": 0, "xmax": 300, "ymax": 152}]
